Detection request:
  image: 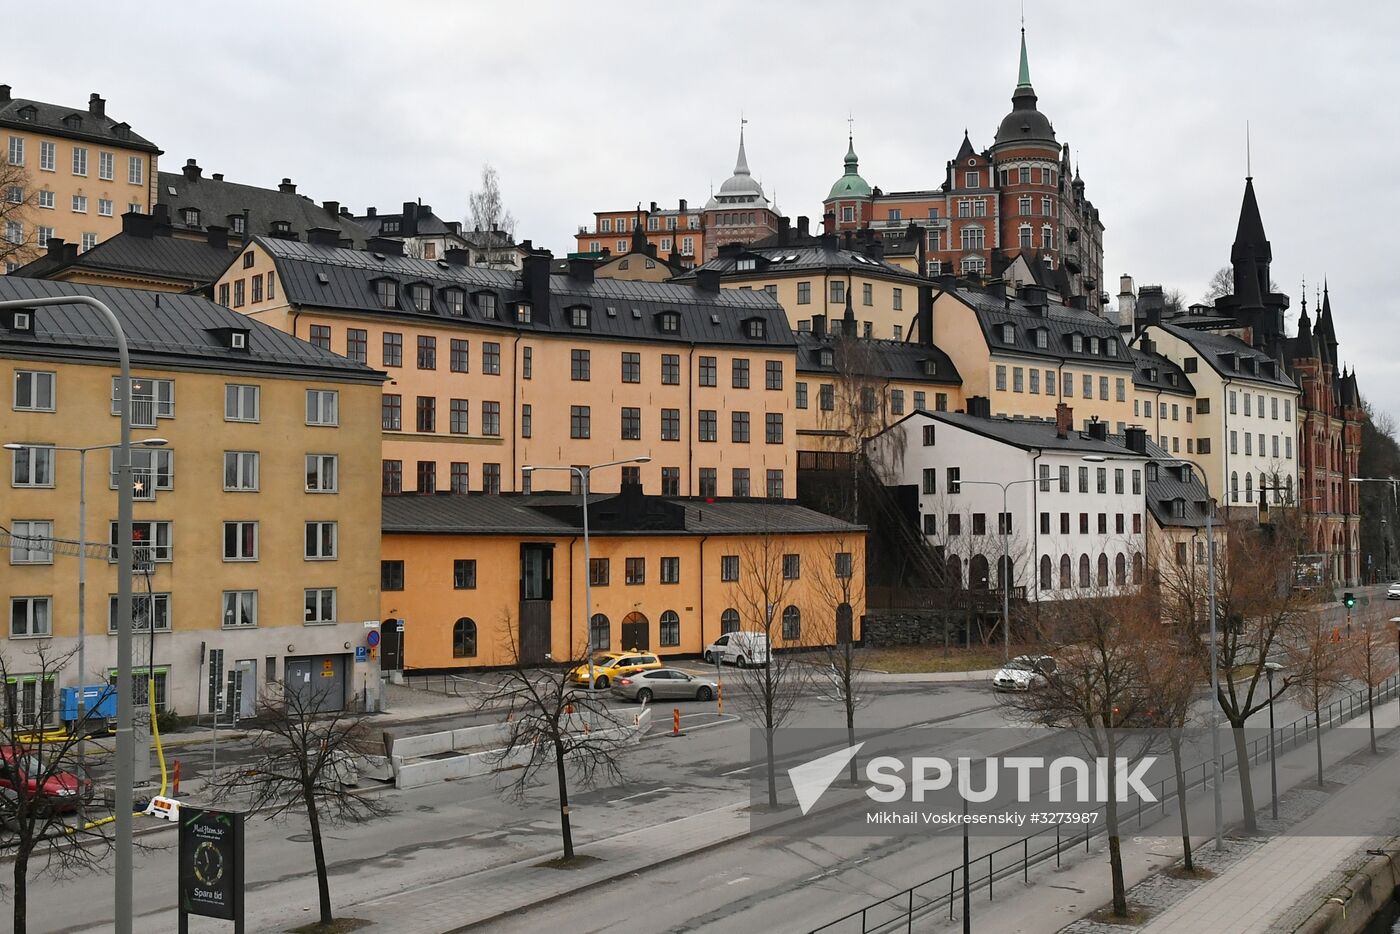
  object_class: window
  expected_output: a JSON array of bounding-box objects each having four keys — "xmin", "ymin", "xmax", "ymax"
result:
[
  {"xmin": 797, "ymin": 281, "xmax": 811, "ymax": 304},
  {"xmin": 796, "ymin": 382, "xmax": 809, "ymax": 410},
  {"xmin": 482, "ymin": 342, "xmax": 501, "ymax": 375},
  {"xmin": 661, "ymin": 408, "xmax": 681, "ymax": 441},
  {"xmin": 1096, "ymin": 467, "xmax": 1107, "ymax": 494},
  {"xmin": 13, "ymin": 370, "xmax": 55, "ymax": 411},
  {"xmin": 417, "ymin": 335, "xmax": 437, "ymax": 370},
  {"xmin": 571, "ymin": 405, "xmax": 591, "ymax": 439},
  {"xmin": 223, "ymin": 521, "xmax": 258, "ymax": 561},
  {"xmin": 960, "ymin": 226, "xmax": 985, "ymax": 250},
  {"xmin": 819, "ymin": 384, "xmax": 834, "ymax": 411},
  {"xmin": 660, "ymin": 556, "xmax": 680, "ymax": 585},
  {"xmin": 477, "ymin": 293, "xmax": 499, "ymax": 319},
  {"xmin": 764, "ymin": 411, "xmax": 785, "ymax": 449},
  {"xmin": 830, "ymin": 281, "xmax": 845, "ymax": 304},
  {"xmin": 1114, "ymin": 468, "xmax": 1125, "ymax": 495},
  {"xmin": 382, "ymin": 332, "xmax": 403, "ymax": 367},
  {"xmin": 731, "ymin": 468, "xmax": 750, "ymax": 497},
  {"xmin": 450, "ymin": 462, "xmax": 469, "ymax": 493},
  {"xmin": 9, "ymin": 520, "xmax": 53, "ymax": 565},
  {"xmin": 127, "ymin": 155, "xmax": 144, "ymax": 184},
  {"xmin": 72, "ymin": 194, "xmax": 88, "ymax": 214},
  {"xmin": 621, "ymin": 407, "xmax": 642, "ymax": 440},
  {"xmin": 720, "ymin": 555, "xmax": 740, "ymax": 582},
  {"xmin": 731, "ymin": 358, "xmax": 751, "ymax": 389},
  {"xmin": 656, "ymin": 610, "xmax": 681, "ymax": 647},
  {"xmin": 567, "ymin": 348, "xmax": 591, "ymax": 382},
  {"xmin": 11, "ymin": 445, "xmax": 54, "ymax": 487},
  {"xmin": 306, "ymin": 390, "xmax": 338, "ymax": 426},
  {"xmin": 922, "ymin": 468, "xmax": 938, "ymax": 495},
  {"xmin": 622, "ymin": 352, "xmax": 642, "ymax": 383},
  {"xmin": 625, "ymin": 557, "xmax": 646, "ymax": 585},
  {"xmin": 375, "ymin": 280, "xmax": 399, "ymax": 308},
  {"xmin": 947, "ymin": 467, "xmax": 961, "ymax": 494},
  {"xmin": 1078, "ymin": 465, "xmax": 1090, "ymax": 493},
  {"xmin": 445, "ymin": 558, "xmax": 479, "ymax": 591},
  {"xmin": 223, "ymin": 451, "xmax": 259, "ymax": 491},
  {"xmin": 781, "ymin": 605, "xmax": 801, "ymax": 641},
  {"xmin": 382, "ymin": 394, "xmax": 402, "ymax": 431},
  {"xmin": 109, "ymin": 592, "xmax": 170, "ymax": 633},
  {"xmin": 482, "ymin": 463, "xmax": 501, "ymax": 494},
  {"xmin": 995, "ymin": 365, "xmax": 1007, "ymax": 392},
  {"xmin": 303, "ymin": 588, "xmax": 337, "ymax": 625},
  {"xmin": 782, "ymin": 553, "xmax": 801, "ymax": 580},
  {"xmin": 449, "ymin": 339, "xmax": 469, "ymax": 373},
  {"xmin": 308, "ymin": 325, "xmax": 331, "ymax": 350},
  {"xmin": 947, "ymin": 514, "xmax": 962, "ymax": 536},
  {"xmin": 698, "ymin": 409, "xmax": 717, "ymax": 442},
  {"xmin": 11, "ymin": 597, "xmax": 51, "ymax": 638},
  {"xmin": 449, "ymin": 398, "xmax": 469, "ymax": 434},
  {"xmin": 98, "ymin": 198, "xmax": 113, "ymax": 217},
  {"xmin": 1030, "ymin": 369, "xmax": 1040, "ymax": 394},
  {"xmin": 766, "ymin": 469, "xmax": 784, "ymax": 499},
  {"xmin": 1013, "ymin": 367, "xmax": 1024, "ymax": 392},
  {"xmin": 38, "ymin": 191, "xmax": 54, "ymax": 210},
  {"xmin": 71, "ymin": 145, "xmax": 89, "ymax": 176},
  {"xmin": 6, "ymin": 136, "xmax": 23, "ymax": 167},
  {"xmin": 765, "ymin": 359, "xmax": 784, "ymax": 390},
  {"xmin": 481, "ymin": 401, "xmax": 501, "ymax": 436},
  {"xmin": 301, "ymin": 453, "xmax": 338, "ymax": 493},
  {"xmin": 382, "ymin": 460, "xmax": 402, "ymax": 495},
  {"xmin": 661, "ymin": 353, "xmax": 680, "ymax": 385}
]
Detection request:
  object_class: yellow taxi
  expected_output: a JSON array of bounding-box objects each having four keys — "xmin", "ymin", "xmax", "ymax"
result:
[{"xmin": 567, "ymin": 651, "xmax": 663, "ymax": 689}]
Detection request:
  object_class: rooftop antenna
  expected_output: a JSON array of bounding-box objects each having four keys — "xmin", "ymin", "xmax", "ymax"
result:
[
  {"xmin": 1246, "ymin": 120, "xmax": 1252, "ymax": 179},
  {"xmin": 1301, "ymin": 274, "xmax": 1307, "ymax": 314}
]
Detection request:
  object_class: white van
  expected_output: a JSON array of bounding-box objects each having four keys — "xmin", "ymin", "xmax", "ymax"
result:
[{"xmin": 703, "ymin": 631, "xmax": 770, "ymax": 667}]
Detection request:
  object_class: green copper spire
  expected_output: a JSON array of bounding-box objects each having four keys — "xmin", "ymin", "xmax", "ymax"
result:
[{"xmin": 1017, "ymin": 27, "xmax": 1032, "ymax": 89}]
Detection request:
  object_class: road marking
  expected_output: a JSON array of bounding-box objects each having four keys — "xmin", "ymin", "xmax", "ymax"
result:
[
  {"xmin": 616, "ymin": 786, "xmax": 672, "ymax": 802},
  {"xmin": 726, "ymin": 876, "xmax": 750, "ymax": 885},
  {"xmin": 721, "ymin": 765, "xmax": 753, "ymax": 776}
]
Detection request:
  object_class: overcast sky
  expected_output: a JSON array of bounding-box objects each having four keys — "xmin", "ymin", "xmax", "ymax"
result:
[{"xmin": 10, "ymin": 1, "xmax": 1398, "ymax": 417}]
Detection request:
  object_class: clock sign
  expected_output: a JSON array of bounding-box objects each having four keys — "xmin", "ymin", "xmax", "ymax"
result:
[{"xmin": 179, "ymin": 806, "xmax": 244, "ymax": 925}]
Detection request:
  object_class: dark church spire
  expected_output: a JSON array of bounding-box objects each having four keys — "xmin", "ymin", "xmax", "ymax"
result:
[{"xmin": 1230, "ymin": 177, "xmax": 1272, "ymax": 299}]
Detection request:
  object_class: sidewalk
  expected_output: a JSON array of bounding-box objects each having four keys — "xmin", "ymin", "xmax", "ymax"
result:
[{"xmin": 864, "ymin": 668, "xmax": 999, "ymax": 683}]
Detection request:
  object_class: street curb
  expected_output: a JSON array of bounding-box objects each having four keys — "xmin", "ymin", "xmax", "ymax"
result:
[{"xmin": 863, "ymin": 668, "xmax": 1001, "ymax": 683}]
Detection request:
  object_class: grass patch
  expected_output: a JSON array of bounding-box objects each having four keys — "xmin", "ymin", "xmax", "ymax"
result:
[
  {"xmin": 535, "ymin": 853, "xmax": 603, "ymax": 870},
  {"xmin": 287, "ymin": 918, "xmax": 370, "ymax": 934},
  {"xmin": 857, "ymin": 645, "xmax": 1039, "ymax": 674}
]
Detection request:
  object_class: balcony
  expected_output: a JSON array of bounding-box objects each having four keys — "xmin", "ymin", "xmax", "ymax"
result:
[{"xmin": 873, "ymin": 217, "xmax": 948, "ymax": 231}]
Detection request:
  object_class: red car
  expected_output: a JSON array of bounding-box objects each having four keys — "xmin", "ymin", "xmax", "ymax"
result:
[{"xmin": 0, "ymin": 745, "xmax": 92, "ymax": 813}]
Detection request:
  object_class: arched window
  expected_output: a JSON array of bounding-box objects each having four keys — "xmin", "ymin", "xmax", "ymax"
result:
[
  {"xmin": 1114, "ymin": 553, "xmax": 1127, "ymax": 586},
  {"xmin": 1039, "ymin": 555, "xmax": 1052, "ymax": 591},
  {"xmin": 452, "ymin": 617, "xmax": 477, "ymax": 658},
  {"xmin": 1078, "ymin": 554, "xmax": 1090, "ymax": 588},
  {"xmin": 1132, "ymin": 552, "xmax": 1144, "ymax": 585},
  {"xmin": 781, "ymin": 605, "xmax": 801, "ymax": 641},
  {"xmin": 1059, "ymin": 554, "xmax": 1071, "ymax": 590},
  {"xmin": 659, "ymin": 610, "xmax": 680, "ymax": 647},
  {"xmin": 970, "ymin": 554, "xmax": 990, "ymax": 590},
  {"xmin": 1097, "ymin": 554, "xmax": 1109, "ymax": 587},
  {"xmin": 589, "ymin": 613, "xmax": 610, "ymax": 651},
  {"xmin": 946, "ymin": 554, "xmax": 963, "ymax": 589},
  {"xmin": 1231, "ymin": 471, "xmax": 1239, "ymax": 503},
  {"xmin": 720, "ymin": 609, "xmax": 740, "ymax": 634}
]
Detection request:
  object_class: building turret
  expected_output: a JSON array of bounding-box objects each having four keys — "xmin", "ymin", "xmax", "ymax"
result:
[{"xmin": 992, "ymin": 29, "xmax": 1058, "ymax": 152}]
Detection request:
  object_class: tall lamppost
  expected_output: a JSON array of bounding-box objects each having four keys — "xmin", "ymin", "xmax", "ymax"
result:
[
  {"xmin": 959, "ymin": 476, "xmax": 1039, "ymax": 663},
  {"xmin": 1263, "ymin": 660, "xmax": 1283, "ymax": 820},
  {"xmin": 0, "ymin": 293, "xmax": 137, "ymax": 934},
  {"xmin": 521, "ymin": 456, "xmax": 651, "ymax": 690},
  {"xmin": 2, "ymin": 438, "xmax": 167, "ymax": 766}
]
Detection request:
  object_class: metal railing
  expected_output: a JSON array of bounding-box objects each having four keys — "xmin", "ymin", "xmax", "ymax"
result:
[{"xmin": 810, "ymin": 672, "xmax": 1400, "ymax": 933}]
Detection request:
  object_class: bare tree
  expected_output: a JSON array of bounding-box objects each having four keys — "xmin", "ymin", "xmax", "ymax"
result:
[
  {"xmin": 1163, "ymin": 288, "xmax": 1188, "ymax": 316},
  {"xmin": 0, "ymin": 161, "xmax": 40, "ymax": 270},
  {"xmin": 808, "ymin": 535, "xmax": 866, "ymax": 783},
  {"xmin": 1288, "ymin": 610, "xmax": 1350, "ymax": 787},
  {"xmin": 0, "ymin": 646, "xmax": 111, "ymax": 934},
  {"xmin": 1344, "ymin": 605, "xmax": 1400, "ymax": 754},
  {"xmin": 729, "ymin": 523, "xmax": 811, "ymax": 807},
  {"xmin": 466, "ymin": 164, "xmax": 517, "ymax": 268},
  {"xmin": 817, "ymin": 333, "xmax": 904, "ymax": 524},
  {"xmin": 208, "ymin": 681, "xmax": 388, "ymax": 929},
  {"xmin": 479, "ymin": 621, "xmax": 630, "ymax": 861},
  {"xmin": 1204, "ymin": 266, "xmax": 1279, "ymax": 304}
]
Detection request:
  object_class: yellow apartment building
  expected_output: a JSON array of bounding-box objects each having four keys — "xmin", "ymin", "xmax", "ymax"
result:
[
  {"xmin": 0, "ymin": 279, "xmax": 384, "ymax": 720},
  {"xmin": 380, "ymin": 488, "xmax": 865, "ymax": 670},
  {"xmin": 219, "ymin": 235, "xmax": 798, "ymax": 500},
  {"xmin": 1, "ymin": 87, "xmax": 160, "ymax": 270}
]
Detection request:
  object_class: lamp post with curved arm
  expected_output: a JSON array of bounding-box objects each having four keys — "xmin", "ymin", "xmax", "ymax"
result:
[
  {"xmin": 521, "ymin": 456, "xmax": 651, "ymax": 690},
  {"xmin": 959, "ymin": 476, "xmax": 1040, "ymax": 663}
]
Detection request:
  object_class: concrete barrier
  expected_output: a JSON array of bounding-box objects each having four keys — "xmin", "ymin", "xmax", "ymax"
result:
[{"xmin": 1294, "ymin": 837, "xmax": 1400, "ymax": 934}]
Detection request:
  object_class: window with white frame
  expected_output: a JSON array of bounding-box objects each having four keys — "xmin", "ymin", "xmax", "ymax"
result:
[
  {"xmin": 111, "ymin": 447, "xmax": 173, "ymax": 497},
  {"xmin": 128, "ymin": 155, "xmax": 144, "ymax": 185},
  {"xmin": 72, "ymin": 146, "xmax": 88, "ymax": 176},
  {"xmin": 304, "ymin": 588, "xmax": 336, "ymax": 625},
  {"xmin": 14, "ymin": 370, "xmax": 55, "ymax": 411},
  {"xmin": 960, "ymin": 226, "xmax": 985, "ymax": 250},
  {"xmin": 305, "ymin": 389, "xmax": 338, "ymax": 426},
  {"xmin": 99, "ymin": 151, "xmax": 114, "ymax": 180},
  {"xmin": 109, "ymin": 520, "xmax": 172, "ymax": 563},
  {"xmin": 72, "ymin": 194, "xmax": 87, "ymax": 213},
  {"xmin": 10, "ymin": 596, "xmax": 50, "ymax": 637},
  {"xmin": 109, "ymin": 592, "xmax": 170, "ymax": 632},
  {"xmin": 305, "ymin": 454, "xmax": 338, "ymax": 492},
  {"xmin": 224, "ymin": 383, "xmax": 260, "ymax": 422},
  {"xmin": 6, "ymin": 136, "xmax": 21, "ymax": 166},
  {"xmin": 305, "ymin": 521, "xmax": 337, "ymax": 560},
  {"xmin": 98, "ymin": 198, "xmax": 113, "ymax": 217},
  {"xmin": 112, "ymin": 377, "xmax": 174, "ymax": 424},
  {"xmin": 9, "ymin": 520, "xmax": 53, "ymax": 565},
  {"xmin": 81, "ymin": 232, "xmax": 96, "ymax": 252},
  {"xmin": 38, "ymin": 191, "xmax": 54, "ymax": 209},
  {"xmin": 11, "ymin": 445, "xmax": 54, "ymax": 487},
  {"xmin": 223, "ymin": 451, "xmax": 259, "ymax": 491},
  {"xmin": 223, "ymin": 521, "xmax": 258, "ymax": 561},
  {"xmin": 222, "ymin": 590, "xmax": 257, "ymax": 628},
  {"xmin": 39, "ymin": 142, "xmax": 55, "ymax": 172}
]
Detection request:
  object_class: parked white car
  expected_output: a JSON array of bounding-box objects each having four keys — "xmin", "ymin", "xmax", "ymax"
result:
[
  {"xmin": 991, "ymin": 655, "xmax": 1057, "ymax": 692},
  {"xmin": 1387, "ymin": 581, "xmax": 1400, "ymax": 601},
  {"xmin": 703, "ymin": 631, "xmax": 770, "ymax": 667}
]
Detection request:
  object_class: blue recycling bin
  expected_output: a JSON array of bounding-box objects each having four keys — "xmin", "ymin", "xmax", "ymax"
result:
[{"xmin": 59, "ymin": 684, "xmax": 118, "ymax": 734}]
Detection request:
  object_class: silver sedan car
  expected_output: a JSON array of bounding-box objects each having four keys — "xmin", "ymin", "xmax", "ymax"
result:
[{"xmin": 611, "ymin": 667, "xmax": 717, "ymax": 704}]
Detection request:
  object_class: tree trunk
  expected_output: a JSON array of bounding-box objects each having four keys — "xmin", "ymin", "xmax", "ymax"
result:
[
  {"xmin": 305, "ymin": 789, "xmax": 333, "ymax": 925},
  {"xmin": 14, "ymin": 847, "xmax": 28, "ymax": 934},
  {"xmin": 764, "ymin": 724, "xmax": 778, "ymax": 807},
  {"xmin": 845, "ymin": 704, "xmax": 858, "ymax": 785},
  {"xmin": 1105, "ymin": 794, "xmax": 1127, "ymax": 916},
  {"xmin": 1313, "ymin": 698, "xmax": 1325, "ymax": 787},
  {"xmin": 554, "ymin": 736, "xmax": 574, "ymax": 859},
  {"xmin": 1367, "ymin": 683, "xmax": 1377, "ymax": 755},
  {"xmin": 1231, "ymin": 723, "xmax": 1257, "ymax": 832},
  {"xmin": 1171, "ymin": 738, "xmax": 1194, "ymax": 872}
]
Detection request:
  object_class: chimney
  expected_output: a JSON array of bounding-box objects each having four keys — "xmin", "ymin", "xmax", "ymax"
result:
[
  {"xmin": 322, "ymin": 200, "xmax": 339, "ymax": 217},
  {"xmin": 797, "ymin": 215, "xmax": 810, "ymax": 237},
  {"xmin": 212, "ymin": 173, "xmax": 224, "ymax": 181},
  {"xmin": 679, "ymin": 198, "xmax": 688, "ymax": 213},
  {"xmin": 306, "ymin": 227, "xmax": 340, "ymax": 247},
  {"xmin": 649, "ymin": 201, "xmax": 658, "ymax": 213},
  {"xmin": 842, "ymin": 230, "xmax": 853, "ymax": 250},
  {"xmin": 419, "ymin": 204, "xmax": 432, "ymax": 217},
  {"xmin": 181, "ymin": 158, "xmax": 202, "ymax": 181},
  {"xmin": 1137, "ymin": 285, "xmax": 1164, "ymax": 327},
  {"xmin": 205, "ymin": 225, "xmax": 228, "ymax": 251},
  {"xmin": 668, "ymin": 250, "xmax": 682, "ymax": 268},
  {"xmin": 695, "ymin": 268, "xmax": 722, "ymax": 293},
  {"xmin": 401, "ymin": 201, "xmax": 418, "ymax": 237},
  {"xmin": 567, "ymin": 256, "xmax": 595, "ymax": 283},
  {"xmin": 822, "ymin": 211, "xmax": 836, "ymax": 235},
  {"xmin": 966, "ymin": 396, "xmax": 992, "ymax": 418},
  {"xmin": 278, "ymin": 178, "xmax": 296, "ymax": 194},
  {"xmin": 777, "ymin": 215, "xmax": 791, "ymax": 246},
  {"xmin": 918, "ymin": 285, "xmax": 933, "ymax": 345},
  {"xmin": 1124, "ymin": 426, "xmax": 1148, "ymax": 454},
  {"xmin": 121, "ymin": 211, "xmax": 154, "ymax": 239},
  {"xmin": 1086, "ymin": 419, "xmax": 1108, "ymax": 441},
  {"xmin": 863, "ymin": 237, "xmax": 885, "ymax": 262},
  {"xmin": 365, "ymin": 206, "xmax": 377, "ymax": 218},
  {"xmin": 1118, "ymin": 274, "xmax": 1136, "ymax": 325},
  {"xmin": 1139, "ymin": 335, "xmax": 1155, "ymax": 355},
  {"xmin": 521, "ymin": 250, "xmax": 552, "ymax": 310},
  {"xmin": 1055, "ymin": 402, "xmax": 1073, "ymax": 439},
  {"xmin": 1023, "ymin": 284, "xmax": 1049, "ymax": 314},
  {"xmin": 443, "ymin": 247, "xmax": 470, "ymax": 266},
  {"xmin": 44, "ymin": 237, "xmax": 66, "ymax": 259},
  {"xmin": 151, "ymin": 203, "xmax": 171, "ymax": 227},
  {"xmin": 987, "ymin": 279, "xmax": 1007, "ymax": 300},
  {"xmin": 366, "ymin": 236, "xmax": 404, "ymax": 257},
  {"xmin": 0, "ymin": 86, "xmax": 10, "ymax": 103},
  {"xmin": 88, "ymin": 93, "xmax": 105, "ymax": 118},
  {"xmin": 811, "ymin": 313, "xmax": 827, "ymax": 339}
]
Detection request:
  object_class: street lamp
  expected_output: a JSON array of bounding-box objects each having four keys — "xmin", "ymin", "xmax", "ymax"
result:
[
  {"xmin": 521, "ymin": 456, "xmax": 651, "ymax": 692},
  {"xmin": 0, "ymin": 293, "xmax": 137, "ymax": 934},
  {"xmin": 1263, "ymin": 660, "xmax": 1283, "ymax": 820},
  {"xmin": 958, "ymin": 476, "xmax": 1039, "ymax": 663},
  {"xmin": 3, "ymin": 438, "xmax": 167, "ymax": 768},
  {"xmin": 1087, "ymin": 452, "xmax": 1224, "ymax": 851}
]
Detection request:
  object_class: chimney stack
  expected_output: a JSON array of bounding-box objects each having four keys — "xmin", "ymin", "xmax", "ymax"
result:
[
  {"xmin": 679, "ymin": 198, "xmax": 688, "ymax": 213},
  {"xmin": 401, "ymin": 201, "xmax": 418, "ymax": 237},
  {"xmin": 212, "ymin": 173, "xmax": 224, "ymax": 181},
  {"xmin": 966, "ymin": 396, "xmax": 992, "ymax": 419},
  {"xmin": 1086, "ymin": 418, "xmax": 1108, "ymax": 441},
  {"xmin": 44, "ymin": 237, "xmax": 66, "ymax": 259},
  {"xmin": 1023, "ymin": 284, "xmax": 1049, "ymax": 314},
  {"xmin": 695, "ymin": 268, "xmax": 722, "ymax": 293},
  {"xmin": 918, "ymin": 285, "xmax": 934, "ymax": 346},
  {"xmin": 567, "ymin": 256, "xmax": 595, "ymax": 283},
  {"xmin": 306, "ymin": 227, "xmax": 340, "ymax": 247},
  {"xmin": 0, "ymin": 86, "xmax": 10, "ymax": 103},
  {"xmin": 811, "ymin": 313, "xmax": 827, "ymax": 340},
  {"xmin": 181, "ymin": 158, "xmax": 202, "ymax": 181},
  {"xmin": 1055, "ymin": 402, "xmax": 1073, "ymax": 439},
  {"xmin": 822, "ymin": 211, "xmax": 836, "ymax": 235},
  {"xmin": 365, "ymin": 206, "xmax": 377, "ymax": 218},
  {"xmin": 88, "ymin": 93, "xmax": 105, "ymax": 118},
  {"xmin": 797, "ymin": 215, "xmax": 810, "ymax": 238},
  {"xmin": 521, "ymin": 249, "xmax": 553, "ymax": 311},
  {"xmin": 366, "ymin": 236, "xmax": 404, "ymax": 256},
  {"xmin": 205, "ymin": 225, "xmax": 228, "ymax": 251},
  {"xmin": 1124, "ymin": 426, "xmax": 1148, "ymax": 454},
  {"xmin": 443, "ymin": 247, "xmax": 470, "ymax": 266},
  {"xmin": 121, "ymin": 211, "xmax": 154, "ymax": 239},
  {"xmin": 322, "ymin": 201, "xmax": 340, "ymax": 218},
  {"xmin": 777, "ymin": 215, "xmax": 791, "ymax": 246},
  {"xmin": 278, "ymin": 178, "xmax": 296, "ymax": 194}
]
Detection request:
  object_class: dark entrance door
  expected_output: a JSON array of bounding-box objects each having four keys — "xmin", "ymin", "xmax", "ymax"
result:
[
  {"xmin": 621, "ymin": 612, "xmax": 650, "ymax": 652},
  {"xmin": 518, "ymin": 543, "xmax": 554, "ymax": 666},
  {"xmin": 380, "ymin": 619, "xmax": 403, "ymax": 671}
]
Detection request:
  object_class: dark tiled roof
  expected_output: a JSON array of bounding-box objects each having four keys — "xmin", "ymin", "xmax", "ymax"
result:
[
  {"xmin": 259, "ymin": 238, "xmax": 794, "ymax": 348},
  {"xmin": 1130, "ymin": 348, "xmax": 1195, "ymax": 396},
  {"xmin": 0, "ymin": 95, "xmax": 159, "ymax": 153},
  {"xmin": 904, "ymin": 410, "xmax": 1146, "ymax": 455},
  {"xmin": 382, "ymin": 493, "xmax": 861, "ymax": 536},
  {"xmin": 158, "ymin": 172, "xmax": 368, "ymax": 246},
  {"xmin": 1154, "ymin": 323, "xmax": 1296, "ymax": 389},
  {"xmin": 677, "ymin": 243, "xmax": 924, "ymax": 282},
  {"xmin": 11, "ymin": 232, "xmax": 234, "ymax": 287},
  {"xmin": 793, "ymin": 332, "xmax": 960, "ymax": 385},
  {"xmin": 1145, "ymin": 458, "xmax": 1215, "ymax": 529},
  {"xmin": 0, "ymin": 278, "xmax": 382, "ymax": 381},
  {"xmin": 355, "ymin": 211, "xmax": 454, "ymax": 238},
  {"xmin": 952, "ymin": 287, "xmax": 1133, "ymax": 369}
]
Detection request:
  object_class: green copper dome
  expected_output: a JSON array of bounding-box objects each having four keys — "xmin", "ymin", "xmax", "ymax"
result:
[{"xmin": 826, "ymin": 135, "xmax": 871, "ymax": 200}]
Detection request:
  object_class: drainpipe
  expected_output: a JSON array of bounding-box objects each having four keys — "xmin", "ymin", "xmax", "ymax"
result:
[
  {"xmin": 698, "ymin": 535, "xmax": 708, "ymax": 651},
  {"xmin": 511, "ymin": 334, "xmax": 522, "ymax": 490},
  {"xmin": 687, "ymin": 343, "xmax": 696, "ymax": 493},
  {"xmin": 566, "ymin": 536, "xmax": 578, "ymax": 652}
]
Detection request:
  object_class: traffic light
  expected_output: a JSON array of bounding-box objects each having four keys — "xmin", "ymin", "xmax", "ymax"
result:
[{"xmin": 1343, "ymin": 591, "xmax": 1356, "ymax": 608}]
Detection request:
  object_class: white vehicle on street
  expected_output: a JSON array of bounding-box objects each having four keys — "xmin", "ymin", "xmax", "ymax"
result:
[
  {"xmin": 703, "ymin": 631, "xmax": 770, "ymax": 667},
  {"xmin": 991, "ymin": 654, "xmax": 1057, "ymax": 691}
]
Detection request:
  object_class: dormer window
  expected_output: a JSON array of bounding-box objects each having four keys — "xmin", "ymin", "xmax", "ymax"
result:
[
  {"xmin": 229, "ymin": 215, "xmax": 246, "ymax": 234},
  {"xmin": 1171, "ymin": 498, "xmax": 1186, "ymax": 519},
  {"xmin": 658, "ymin": 311, "xmax": 680, "ymax": 333},
  {"xmin": 1167, "ymin": 373, "xmax": 1178, "ymax": 386},
  {"xmin": 374, "ymin": 279, "xmax": 398, "ymax": 308},
  {"xmin": 409, "ymin": 283, "xmax": 432, "ymax": 312},
  {"xmin": 737, "ymin": 257, "xmax": 757, "ymax": 271},
  {"xmin": 476, "ymin": 292, "xmax": 499, "ymax": 319},
  {"xmin": 1089, "ymin": 336, "xmax": 1101, "ymax": 354},
  {"xmin": 1071, "ymin": 334, "xmax": 1083, "ymax": 353},
  {"xmin": 921, "ymin": 359, "xmax": 938, "ymax": 377},
  {"xmin": 1146, "ymin": 463, "xmax": 1159, "ymax": 482},
  {"xmin": 1000, "ymin": 324, "xmax": 1015, "ymax": 343},
  {"xmin": 443, "ymin": 288, "xmax": 465, "ymax": 316},
  {"xmin": 819, "ymin": 348, "xmax": 834, "ymax": 367},
  {"xmin": 6, "ymin": 309, "xmax": 34, "ymax": 333},
  {"xmin": 1034, "ymin": 329, "xmax": 1048, "ymax": 349},
  {"xmin": 744, "ymin": 318, "xmax": 765, "ymax": 339},
  {"xmin": 17, "ymin": 106, "xmax": 36, "ymax": 122},
  {"xmin": 182, "ymin": 208, "xmax": 200, "ymax": 227},
  {"xmin": 516, "ymin": 302, "xmax": 533, "ymax": 324},
  {"xmin": 569, "ymin": 306, "xmax": 590, "ymax": 328},
  {"xmin": 271, "ymin": 220, "xmax": 291, "ymax": 234},
  {"xmin": 381, "ymin": 220, "xmax": 401, "ymax": 234},
  {"xmin": 1105, "ymin": 341, "xmax": 1118, "ymax": 358},
  {"xmin": 63, "ymin": 113, "xmax": 82, "ymax": 130},
  {"xmin": 230, "ymin": 332, "xmax": 247, "ymax": 350}
]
